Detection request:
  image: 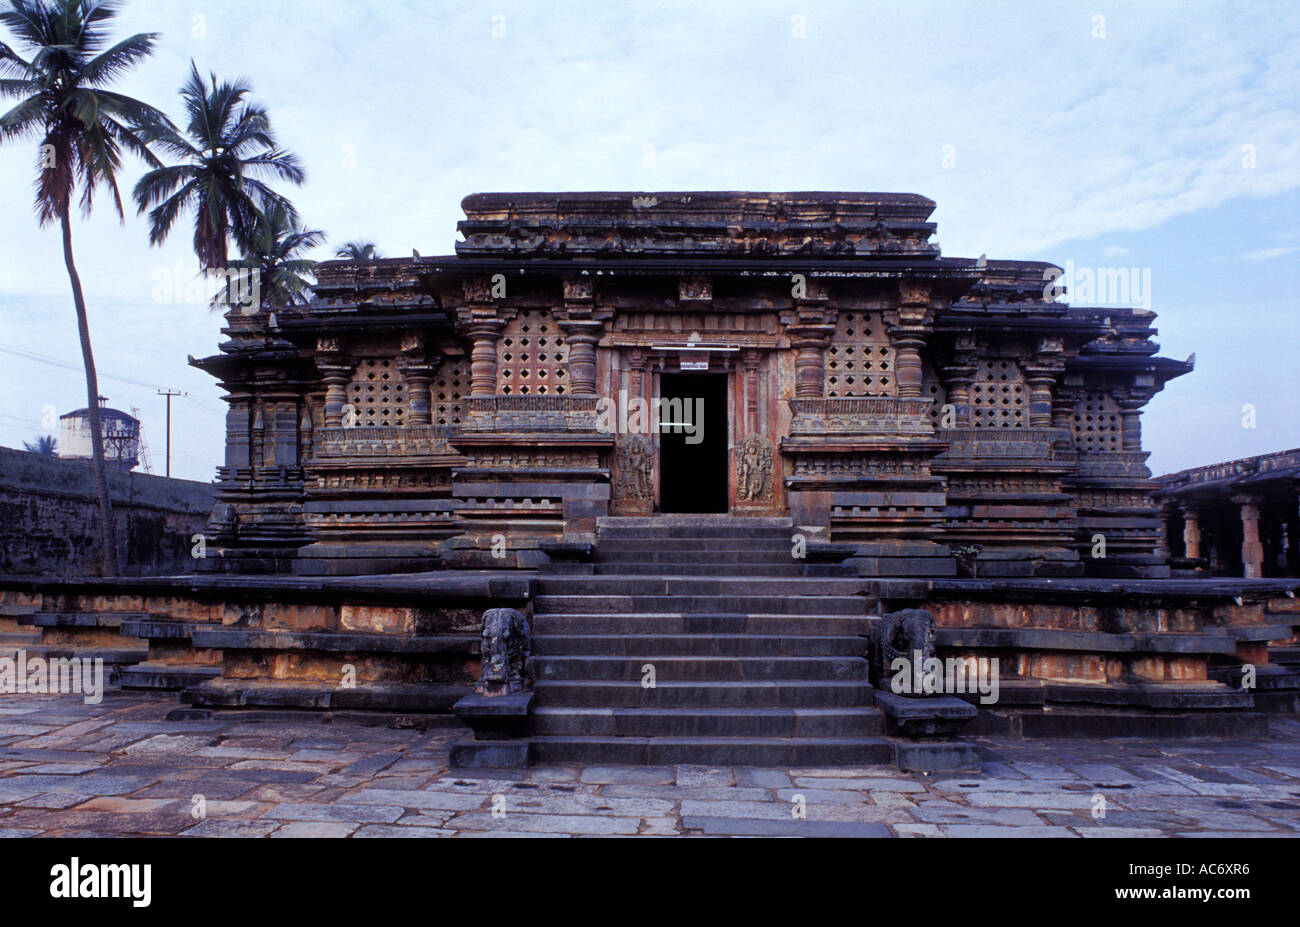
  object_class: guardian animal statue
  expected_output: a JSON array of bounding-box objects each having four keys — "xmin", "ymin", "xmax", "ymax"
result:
[
  {"xmin": 477, "ymin": 607, "xmax": 531, "ymax": 696},
  {"xmin": 869, "ymin": 608, "xmax": 937, "ymax": 692}
]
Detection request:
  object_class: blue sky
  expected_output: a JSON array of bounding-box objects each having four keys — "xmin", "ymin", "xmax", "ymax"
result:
[{"xmin": 0, "ymin": 0, "xmax": 1296, "ymax": 481}]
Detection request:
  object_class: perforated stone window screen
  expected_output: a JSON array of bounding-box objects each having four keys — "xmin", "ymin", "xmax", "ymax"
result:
[
  {"xmin": 971, "ymin": 359, "xmax": 1026, "ymax": 428},
  {"xmin": 923, "ymin": 371, "xmax": 948, "ymax": 428},
  {"xmin": 432, "ymin": 356, "xmax": 468, "ymax": 426},
  {"xmin": 1071, "ymin": 390, "xmax": 1123, "ymax": 452},
  {"xmin": 825, "ymin": 311, "xmax": 894, "ymax": 397},
  {"xmin": 346, "ymin": 359, "xmax": 408, "ymax": 427},
  {"xmin": 498, "ymin": 309, "xmax": 568, "ymax": 396}
]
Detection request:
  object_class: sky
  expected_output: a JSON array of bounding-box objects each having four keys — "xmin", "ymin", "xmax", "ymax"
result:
[{"xmin": 0, "ymin": 0, "xmax": 1296, "ymax": 482}]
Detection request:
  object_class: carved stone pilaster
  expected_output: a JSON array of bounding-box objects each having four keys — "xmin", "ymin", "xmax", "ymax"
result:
[
  {"xmin": 1052, "ymin": 386, "xmax": 1079, "ymax": 451},
  {"xmin": 398, "ymin": 332, "xmax": 437, "ymax": 426},
  {"xmin": 464, "ymin": 320, "xmax": 506, "ymax": 397},
  {"xmin": 742, "ymin": 350, "xmax": 762, "ymax": 433},
  {"xmin": 558, "ymin": 275, "xmax": 605, "ymax": 397},
  {"xmin": 314, "ymin": 336, "xmax": 353, "ymax": 428},
  {"xmin": 892, "ymin": 281, "xmax": 933, "ymax": 399},
  {"xmin": 1116, "ymin": 393, "xmax": 1150, "ymax": 452},
  {"xmin": 300, "ymin": 406, "xmax": 314, "ymax": 462},
  {"xmin": 783, "ymin": 279, "xmax": 834, "ymax": 399},
  {"xmin": 627, "ymin": 348, "xmax": 647, "ymax": 400},
  {"xmin": 558, "ymin": 322, "xmax": 602, "ymax": 396},
  {"xmin": 1024, "ymin": 336, "xmax": 1066, "ymax": 429}
]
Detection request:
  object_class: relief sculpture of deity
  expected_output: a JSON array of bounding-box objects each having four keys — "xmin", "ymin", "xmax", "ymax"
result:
[
  {"xmin": 737, "ymin": 434, "xmax": 773, "ymax": 502},
  {"xmin": 616, "ymin": 435, "xmax": 654, "ymax": 501}
]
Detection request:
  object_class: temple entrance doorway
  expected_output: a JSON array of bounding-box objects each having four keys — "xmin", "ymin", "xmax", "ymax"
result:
[{"xmin": 659, "ymin": 373, "xmax": 728, "ymax": 513}]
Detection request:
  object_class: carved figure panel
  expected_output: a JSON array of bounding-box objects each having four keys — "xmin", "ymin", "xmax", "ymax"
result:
[
  {"xmin": 737, "ymin": 434, "xmax": 774, "ymax": 502},
  {"xmin": 615, "ymin": 435, "xmax": 654, "ymax": 502}
]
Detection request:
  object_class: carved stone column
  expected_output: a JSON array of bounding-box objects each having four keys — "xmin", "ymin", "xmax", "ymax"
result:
[
  {"xmin": 1180, "ymin": 504, "xmax": 1201, "ymax": 560},
  {"xmin": 558, "ymin": 275, "xmax": 604, "ymax": 397},
  {"xmin": 1052, "ymin": 385, "xmax": 1080, "ymax": 452},
  {"xmin": 1025, "ymin": 337, "xmax": 1065, "ymax": 429},
  {"xmin": 1233, "ymin": 494, "xmax": 1264, "ymax": 578},
  {"xmin": 559, "ymin": 323, "xmax": 602, "ymax": 396},
  {"xmin": 789, "ymin": 326, "xmax": 834, "ymax": 398},
  {"xmin": 314, "ymin": 337, "xmax": 353, "ymax": 428},
  {"xmin": 399, "ymin": 332, "xmax": 435, "ymax": 425},
  {"xmin": 466, "ymin": 321, "xmax": 505, "ymax": 397},
  {"xmin": 892, "ymin": 280, "xmax": 933, "ymax": 399},
  {"xmin": 784, "ymin": 279, "xmax": 833, "ymax": 399},
  {"xmin": 1117, "ymin": 395, "xmax": 1147, "ymax": 452}
]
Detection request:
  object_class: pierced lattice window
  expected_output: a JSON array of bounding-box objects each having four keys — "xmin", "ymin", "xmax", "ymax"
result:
[
  {"xmin": 432, "ymin": 356, "xmax": 468, "ymax": 426},
  {"xmin": 970, "ymin": 359, "xmax": 1026, "ymax": 428},
  {"xmin": 923, "ymin": 366, "xmax": 948, "ymax": 428},
  {"xmin": 346, "ymin": 359, "xmax": 407, "ymax": 427},
  {"xmin": 498, "ymin": 309, "xmax": 568, "ymax": 396},
  {"xmin": 1071, "ymin": 391, "xmax": 1123, "ymax": 452},
  {"xmin": 826, "ymin": 311, "xmax": 894, "ymax": 397}
]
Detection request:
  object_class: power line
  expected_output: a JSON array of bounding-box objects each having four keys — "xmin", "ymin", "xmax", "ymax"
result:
[{"xmin": 0, "ymin": 345, "xmax": 225, "ymax": 419}]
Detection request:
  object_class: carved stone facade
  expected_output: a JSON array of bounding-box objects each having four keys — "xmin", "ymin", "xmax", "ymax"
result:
[{"xmin": 194, "ymin": 192, "xmax": 1191, "ymax": 577}]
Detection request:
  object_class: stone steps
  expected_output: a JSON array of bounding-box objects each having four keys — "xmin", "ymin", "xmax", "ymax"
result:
[
  {"xmin": 529, "ymin": 735, "xmax": 894, "ymax": 767},
  {"xmin": 592, "ymin": 562, "xmax": 806, "ymax": 576},
  {"xmin": 532, "ymin": 613, "xmax": 876, "ymax": 636},
  {"xmin": 536, "ymin": 576, "xmax": 872, "ymax": 596},
  {"xmin": 1, "ymin": 644, "xmax": 149, "ymax": 686},
  {"xmin": 595, "ymin": 538, "xmax": 795, "ymax": 552},
  {"xmin": 121, "ymin": 662, "xmax": 223, "ymax": 691},
  {"xmin": 20, "ymin": 611, "xmax": 150, "ymax": 629},
  {"xmin": 532, "ymin": 632, "xmax": 865, "ymax": 656},
  {"xmin": 0, "ymin": 630, "xmax": 42, "ymax": 647},
  {"xmin": 531, "ymin": 655, "xmax": 869, "ymax": 681},
  {"xmin": 532, "ymin": 679, "xmax": 875, "ymax": 708},
  {"xmin": 473, "ymin": 515, "xmax": 891, "ymax": 769},
  {"xmin": 531, "ymin": 706, "xmax": 884, "ymax": 737},
  {"xmin": 535, "ymin": 594, "xmax": 871, "ymax": 615}
]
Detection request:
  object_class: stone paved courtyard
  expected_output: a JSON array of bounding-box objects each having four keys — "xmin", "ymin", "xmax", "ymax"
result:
[{"xmin": 0, "ymin": 691, "xmax": 1297, "ymax": 838}]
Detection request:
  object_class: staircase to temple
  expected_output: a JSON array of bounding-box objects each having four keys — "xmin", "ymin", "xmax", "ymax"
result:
[{"xmin": 529, "ymin": 516, "xmax": 892, "ymax": 766}]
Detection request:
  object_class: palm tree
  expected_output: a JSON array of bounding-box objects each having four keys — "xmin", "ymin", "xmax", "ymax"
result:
[
  {"xmin": 23, "ymin": 434, "xmax": 57, "ymax": 456},
  {"xmin": 231, "ymin": 202, "xmax": 324, "ymax": 309},
  {"xmin": 335, "ymin": 240, "xmax": 382, "ymax": 261},
  {"xmin": 0, "ymin": 0, "xmax": 169, "ymax": 576},
  {"xmin": 133, "ymin": 62, "xmax": 304, "ymax": 273}
]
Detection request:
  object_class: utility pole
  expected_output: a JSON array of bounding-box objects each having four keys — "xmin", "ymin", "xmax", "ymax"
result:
[{"xmin": 157, "ymin": 389, "xmax": 185, "ymax": 477}]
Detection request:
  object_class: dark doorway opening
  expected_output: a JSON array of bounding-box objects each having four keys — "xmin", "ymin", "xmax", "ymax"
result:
[{"xmin": 659, "ymin": 373, "xmax": 728, "ymax": 513}]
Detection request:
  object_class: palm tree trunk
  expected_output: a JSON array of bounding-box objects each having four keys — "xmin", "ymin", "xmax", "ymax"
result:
[{"xmin": 59, "ymin": 208, "xmax": 121, "ymax": 577}]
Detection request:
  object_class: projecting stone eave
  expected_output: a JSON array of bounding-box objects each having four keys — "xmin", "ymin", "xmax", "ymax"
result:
[{"xmin": 459, "ymin": 190, "xmax": 939, "ymax": 218}]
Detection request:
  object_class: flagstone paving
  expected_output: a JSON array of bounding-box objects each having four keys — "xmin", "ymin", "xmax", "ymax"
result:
[{"xmin": 0, "ymin": 691, "xmax": 1297, "ymax": 837}]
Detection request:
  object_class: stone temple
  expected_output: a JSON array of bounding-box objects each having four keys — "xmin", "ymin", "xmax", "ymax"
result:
[
  {"xmin": 193, "ymin": 191, "xmax": 1192, "ymax": 580},
  {"xmin": 4, "ymin": 192, "xmax": 1296, "ymax": 770}
]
